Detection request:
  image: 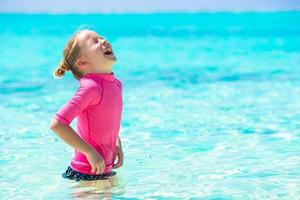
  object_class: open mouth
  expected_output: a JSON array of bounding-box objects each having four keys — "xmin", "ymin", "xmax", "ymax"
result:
[{"xmin": 103, "ymin": 48, "xmax": 113, "ymax": 56}]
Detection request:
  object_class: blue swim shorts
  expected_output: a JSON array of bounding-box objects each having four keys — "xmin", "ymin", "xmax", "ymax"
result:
[{"xmin": 62, "ymin": 166, "xmax": 117, "ymax": 181}]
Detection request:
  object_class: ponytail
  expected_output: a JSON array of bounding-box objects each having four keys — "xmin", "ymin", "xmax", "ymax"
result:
[{"xmin": 53, "ymin": 60, "xmax": 70, "ymax": 79}]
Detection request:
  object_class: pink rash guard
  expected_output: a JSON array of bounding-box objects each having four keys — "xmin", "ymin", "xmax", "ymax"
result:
[{"xmin": 54, "ymin": 72, "xmax": 123, "ymax": 175}]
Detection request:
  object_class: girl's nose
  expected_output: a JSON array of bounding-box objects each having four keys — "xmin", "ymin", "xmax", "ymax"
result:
[{"xmin": 100, "ymin": 38, "xmax": 108, "ymax": 45}]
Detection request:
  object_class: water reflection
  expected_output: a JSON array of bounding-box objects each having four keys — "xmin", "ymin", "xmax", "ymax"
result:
[{"xmin": 68, "ymin": 174, "xmax": 125, "ymax": 199}]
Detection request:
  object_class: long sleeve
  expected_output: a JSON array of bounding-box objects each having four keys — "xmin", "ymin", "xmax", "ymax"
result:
[{"xmin": 54, "ymin": 80, "xmax": 102, "ymax": 125}]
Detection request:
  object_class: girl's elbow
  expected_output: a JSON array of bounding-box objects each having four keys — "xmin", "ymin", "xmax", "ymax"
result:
[{"xmin": 50, "ymin": 118, "xmax": 62, "ymax": 130}]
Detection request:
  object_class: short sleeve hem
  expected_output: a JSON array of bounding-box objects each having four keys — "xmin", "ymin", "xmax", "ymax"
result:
[{"xmin": 54, "ymin": 114, "xmax": 71, "ymax": 125}]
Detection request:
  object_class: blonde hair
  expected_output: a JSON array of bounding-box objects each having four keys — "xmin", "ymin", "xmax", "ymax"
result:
[{"xmin": 53, "ymin": 30, "xmax": 85, "ymax": 80}]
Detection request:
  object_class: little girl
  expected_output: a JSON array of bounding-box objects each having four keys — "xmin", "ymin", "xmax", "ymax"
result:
[{"xmin": 50, "ymin": 29, "xmax": 124, "ymax": 181}]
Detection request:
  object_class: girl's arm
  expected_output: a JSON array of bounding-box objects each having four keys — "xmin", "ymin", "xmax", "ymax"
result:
[
  {"xmin": 50, "ymin": 118, "xmax": 106, "ymax": 174},
  {"xmin": 116, "ymin": 136, "xmax": 122, "ymax": 148},
  {"xmin": 50, "ymin": 118, "xmax": 93, "ymax": 155},
  {"xmin": 113, "ymin": 135, "xmax": 124, "ymax": 169}
]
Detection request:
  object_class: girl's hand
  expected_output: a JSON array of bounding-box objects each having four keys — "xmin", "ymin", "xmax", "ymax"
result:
[
  {"xmin": 85, "ymin": 148, "xmax": 106, "ymax": 175},
  {"xmin": 113, "ymin": 145, "xmax": 124, "ymax": 169}
]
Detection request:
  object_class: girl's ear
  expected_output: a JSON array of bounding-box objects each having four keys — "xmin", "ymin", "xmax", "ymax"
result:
[{"xmin": 75, "ymin": 59, "xmax": 88, "ymax": 69}]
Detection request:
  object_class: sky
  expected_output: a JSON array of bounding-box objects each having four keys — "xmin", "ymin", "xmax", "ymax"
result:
[{"xmin": 0, "ymin": 0, "xmax": 300, "ymax": 13}]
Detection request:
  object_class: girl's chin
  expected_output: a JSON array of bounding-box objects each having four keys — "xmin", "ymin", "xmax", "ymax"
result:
[{"xmin": 105, "ymin": 54, "xmax": 117, "ymax": 62}]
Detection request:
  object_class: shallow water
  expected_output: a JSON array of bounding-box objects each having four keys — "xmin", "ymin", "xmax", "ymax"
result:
[{"xmin": 1, "ymin": 12, "xmax": 300, "ymax": 199}]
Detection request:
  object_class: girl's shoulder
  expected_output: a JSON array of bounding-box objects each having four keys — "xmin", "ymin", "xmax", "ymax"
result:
[
  {"xmin": 80, "ymin": 77, "xmax": 102, "ymax": 88},
  {"xmin": 76, "ymin": 78, "xmax": 103, "ymax": 98}
]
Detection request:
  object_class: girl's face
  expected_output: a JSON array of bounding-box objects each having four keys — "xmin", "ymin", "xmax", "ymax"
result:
[{"xmin": 76, "ymin": 30, "xmax": 116, "ymax": 72}]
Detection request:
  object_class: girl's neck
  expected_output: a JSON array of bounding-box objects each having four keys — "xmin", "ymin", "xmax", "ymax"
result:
[{"xmin": 85, "ymin": 68, "xmax": 112, "ymax": 75}]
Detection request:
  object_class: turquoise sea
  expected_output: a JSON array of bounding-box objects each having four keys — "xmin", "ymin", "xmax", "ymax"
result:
[{"xmin": 1, "ymin": 12, "xmax": 300, "ymax": 199}]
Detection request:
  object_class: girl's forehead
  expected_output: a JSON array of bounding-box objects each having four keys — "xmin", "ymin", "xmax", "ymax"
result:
[{"xmin": 78, "ymin": 30, "xmax": 99, "ymax": 42}]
